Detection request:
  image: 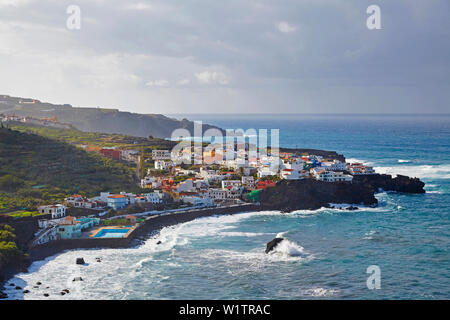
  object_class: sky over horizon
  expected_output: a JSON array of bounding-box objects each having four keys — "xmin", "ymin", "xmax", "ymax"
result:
[{"xmin": 0, "ymin": 0, "xmax": 449, "ymax": 114}]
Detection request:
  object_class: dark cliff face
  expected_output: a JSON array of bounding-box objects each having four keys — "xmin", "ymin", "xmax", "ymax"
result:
[
  {"xmin": 259, "ymin": 173, "xmax": 426, "ymax": 212},
  {"xmin": 259, "ymin": 179, "xmax": 378, "ymax": 211},
  {"xmin": 352, "ymin": 174, "xmax": 425, "ymax": 194}
]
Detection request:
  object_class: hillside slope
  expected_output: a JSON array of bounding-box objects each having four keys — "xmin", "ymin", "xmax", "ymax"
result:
[
  {"xmin": 0, "ymin": 126, "xmax": 139, "ymax": 213},
  {"xmin": 0, "ymin": 95, "xmax": 222, "ymax": 138}
]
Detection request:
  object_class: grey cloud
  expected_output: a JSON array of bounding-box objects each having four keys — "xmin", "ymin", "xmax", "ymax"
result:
[{"xmin": 0, "ymin": 0, "xmax": 448, "ymax": 113}]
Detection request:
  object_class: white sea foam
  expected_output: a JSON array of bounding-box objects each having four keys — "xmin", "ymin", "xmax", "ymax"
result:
[
  {"xmin": 301, "ymin": 287, "xmax": 339, "ymax": 297},
  {"xmin": 346, "ymin": 158, "xmax": 373, "ymax": 165},
  {"xmin": 374, "ymin": 164, "xmax": 450, "ymax": 179},
  {"xmin": 3, "ymin": 205, "xmax": 393, "ymax": 300},
  {"xmin": 269, "ymin": 238, "xmax": 306, "ymax": 258},
  {"xmin": 363, "ymin": 230, "xmax": 377, "ymax": 240},
  {"xmin": 398, "ymin": 159, "xmax": 411, "ymax": 163}
]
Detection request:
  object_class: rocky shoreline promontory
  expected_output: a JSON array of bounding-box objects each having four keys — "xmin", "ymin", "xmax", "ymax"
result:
[{"xmin": 259, "ymin": 174, "xmax": 425, "ymax": 212}]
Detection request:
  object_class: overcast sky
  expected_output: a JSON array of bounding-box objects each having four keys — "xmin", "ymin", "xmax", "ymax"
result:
[{"xmin": 0, "ymin": 0, "xmax": 449, "ymax": 114}]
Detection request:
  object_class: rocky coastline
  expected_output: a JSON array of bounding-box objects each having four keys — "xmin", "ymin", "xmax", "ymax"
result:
[
  {"xmin": 0, "ymin": 173, "xmax": 425, "ymax": 298},
  {"xmin": 259, "ymin": 173, "xmax": 425, "ymax": 212}
]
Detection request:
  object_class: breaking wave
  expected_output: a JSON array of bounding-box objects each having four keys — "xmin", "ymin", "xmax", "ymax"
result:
[{"xmin": 374, "ymin": 164, "xmax": 450, "ymax": 179}]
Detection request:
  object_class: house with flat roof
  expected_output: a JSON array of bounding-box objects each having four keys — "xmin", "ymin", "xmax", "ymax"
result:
[
  {"xmin": 56, "ymin": 216, "xmax": 100, "ymax": 239},
  {"xmin": 38, "ymin": 204, "xmax": 67, "ymax": 219},
  {"xmin": 107, "ymin": 195, "xmax": 128, "ymax": 210}
]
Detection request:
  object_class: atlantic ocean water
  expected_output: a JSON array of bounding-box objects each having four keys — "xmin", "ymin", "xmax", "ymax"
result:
[{"xmin": 4, "ymin": 114, "xmax": 450, "ymax": 299}]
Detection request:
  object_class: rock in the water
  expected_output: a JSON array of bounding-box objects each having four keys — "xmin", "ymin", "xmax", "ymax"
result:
[
  {"xmin": 15, "ymin": 286, "xmax": 22, "ymax": 290},
  {"xmin": 62, "ymin": 289, "xmax": 70, "ymax": 293},
  {"xmin": 265, "ymin": 238, "xmax": 284, "ymax": 254},
  {"xmin": 43, "ymin": 293, "xmax": 49, "ymax": 297},
  {"xmin": 9, "ymin": 283, "xmax": 15, "ymax": 287},
  {"xmin": 76, "ymin": 258, "xmax": 85, "ymax": 265},
  {"xmin": 73, "ymin": 277, "xmax": 83, "ymax": 282},
  {"xmin": 36, "ymin": 282, "xmax": 42, "ymax": 285},
  {"xmin": 156, "ymin": 241, "xmax": 162, "ymax": 245},
  {"xmin": 346, "ymin": 206, "xmax": 359, "ymax": 211},
  {"xmin": 0, "ymin": 292, "xmax": 8, "ymax": 299},
  {"xmin": 23, "ymin": 290, "xmax": 30, "ymax": 294},
  {"xmin": 60, "ymin": 291, "xmax": 66, "ymax": 296}
]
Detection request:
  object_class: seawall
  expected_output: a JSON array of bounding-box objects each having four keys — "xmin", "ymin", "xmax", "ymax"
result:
[{"xmin": 27, "ymin": 204, "xmax": 260, "ymax": 263}]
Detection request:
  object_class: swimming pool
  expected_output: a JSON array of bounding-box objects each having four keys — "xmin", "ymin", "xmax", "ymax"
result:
[{"xmin": 94, "ymin": 228, "xmax": 130, "ymax": 238}]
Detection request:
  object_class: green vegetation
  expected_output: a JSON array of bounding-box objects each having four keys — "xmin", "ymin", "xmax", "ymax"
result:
[
  {"xmin": 174, "ymin": 174, "xmax": 195, "ymax": 183},
  {"xmin": 0, "ymin": 94, "xmax": 222, "ymax": 139},
  {"xmin": 6, "ymin": 210, "xmax": 43, "ymax": 218},
  {"xmin": 10, "ymin": 123, "xmax": 176, "ymax": 150},
  {"xmin": 0, "ymin": 224, "xmax": 28, "ymax": 272},
  {"xmin": 259, "ymin": 175, "xmax": 281, "ymax": 182},
  {"xmin": 0, "ymin": 127, "xmax": 140, "ymax": 213},
  {"xmin": 102, "ymin": 218, "xmax": 128, "ymax": 226}
]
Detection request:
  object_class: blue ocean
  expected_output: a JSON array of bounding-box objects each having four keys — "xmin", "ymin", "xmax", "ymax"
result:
[{"xmin": 5, "ymin": 114, "xmax": 450, "ymax": 299}]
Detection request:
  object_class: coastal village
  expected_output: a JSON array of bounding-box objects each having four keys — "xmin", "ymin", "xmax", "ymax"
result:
[{"xmin": 30, "ymin": 143, "xmax": 376, "ymax": 245}]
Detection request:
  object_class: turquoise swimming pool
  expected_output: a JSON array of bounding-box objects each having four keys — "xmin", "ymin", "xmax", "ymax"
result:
[{"xmin": 94, "ymin": 228, "xmax": 130, "ymax": 238}]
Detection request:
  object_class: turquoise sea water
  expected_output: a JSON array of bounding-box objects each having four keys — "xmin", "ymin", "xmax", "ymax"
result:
[{"xmin": 4, "ymin": 114, "xmax": 450, "ymax": 299}]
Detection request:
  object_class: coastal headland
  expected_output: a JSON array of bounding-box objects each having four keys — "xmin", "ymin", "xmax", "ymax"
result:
[{"xmin": 259, "ymin": 173, "xmax": 425, "ymax": 212}]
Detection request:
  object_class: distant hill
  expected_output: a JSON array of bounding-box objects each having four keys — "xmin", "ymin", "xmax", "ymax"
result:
[
  {"xmin": 0, "ymin": 95, "xmax": 222, "ymax": 138},
  {"xmin": 0, "ymin": 126, "xmax": 140, "ymax": 213}
]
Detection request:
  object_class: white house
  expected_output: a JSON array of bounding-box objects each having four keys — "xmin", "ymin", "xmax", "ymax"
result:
[
  {"xmin": 154, "ymin": 160, "xmax": 171, "ymax": 170},
  {"xmin": 177, "ymin": 179, "xmax": 196, "ymax": 193},
  {"xmin": 320, "ymin": 160, "xmax": 347, "ymax": 171},
  {"xmin": 152, "ymin": 149, "xmax": 171, "ymax": 160},
  {"xmin": 221, "ymin": 180, "xmax": 242, "ymax": 190},
  {"xmin": 257, "ymin": 165, "xmax": 279, "ymax": 179},
  {"xmin": 311, "ymin": 168, "xmax": 353, "ymax": 182},
  {"xmin": 208, "ymin": 188, "xmax": 227, "ymax": 201},
  {"xmin": 226, "ymin": 187, "xmax": 242, "ymax": 199},
  {"xmin": 38, "ymin": 204, "xmax": 67, "ymax": 219},
  {"xmin": 347, "ymin": 163, "xmax": 375, "ymax": 175},
  {"xmin": 144, "ymin": 192, "xmax": 163, "ymax": 204},
  {"xmin": 241, "ymin": 176, "xmax": 255, "ymax": 188},
  {"xmin": 181, "ymin": 195, "xmax": 214, "ymax": 207},
  {"xmin": 282, "ymin": 159, "xmax": 304, "ymax": 171},
  {"xmin": 280, "ymin": 169, "xmax": 300, "ymax": 180}
]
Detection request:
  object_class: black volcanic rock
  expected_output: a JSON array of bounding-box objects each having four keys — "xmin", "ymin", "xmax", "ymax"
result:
[
  {"xmin": 76, "ymin": 258, "xmax": 85, "ymax": 265},
  {"xmin": 265, "ymin": 238, "xmax": 284, "ymax": 254},
  {"xmin": 259, "ymin": 179, "xmax": 378, "ymax": 211},
  {"xmin": 352, "ymin": 174, "xmax": 425, "ymax": 194}
]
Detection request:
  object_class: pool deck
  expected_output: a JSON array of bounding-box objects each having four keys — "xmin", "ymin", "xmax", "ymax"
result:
[{"xmin": 88, "ymin": 225, "xmax": 136, "ymax": 238}]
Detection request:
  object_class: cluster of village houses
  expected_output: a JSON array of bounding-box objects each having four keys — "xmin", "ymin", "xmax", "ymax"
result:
[{"xmin": 32, "ymin": 148, "xmax": 375, "ymax": 244}]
